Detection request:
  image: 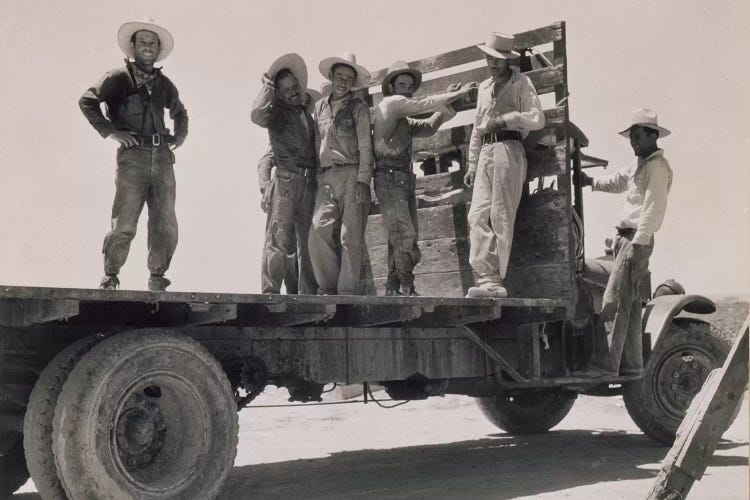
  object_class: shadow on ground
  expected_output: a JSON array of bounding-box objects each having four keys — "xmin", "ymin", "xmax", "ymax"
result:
[
  {"xmin": 11, "ymin": 431, "xmax": 746, "ymax": 499},
  {"xmin": 217, "ymin": 430, "xmax": 747, "ymax": 500}
]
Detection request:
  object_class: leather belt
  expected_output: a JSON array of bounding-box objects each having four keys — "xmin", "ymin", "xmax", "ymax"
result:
[
  {"xmin": 279, "ymin": 164, "xmax": 316, "ymax": 178},
  {"xmin": 482, "ymin": 130, "xmax": 522, "ymax": 144},
  {"xmin": 136, "ymin": 134, "xmax": 174, "ymax": 147},
  {"xmin": 375, "ymin": 158, "xmax": 411, "ymax": 172}
]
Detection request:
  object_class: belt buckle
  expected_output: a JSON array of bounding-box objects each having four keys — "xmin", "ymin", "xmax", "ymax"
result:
[{"xmin": 151, "ymin": 134, "xmax": 161, "ymax": 146}]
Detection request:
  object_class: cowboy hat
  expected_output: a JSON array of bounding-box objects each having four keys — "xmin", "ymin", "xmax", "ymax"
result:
[
  {"xmin": 618, "ymin": 107, "xmax": 671, "ymax": 138},
  {"xmin": 267, "ymin": 53, "xmax": 308, "ymax": 92},
  {"xmin": 381, "ymin": 60, "xmax": 422, "ymax": 96},
  {"xmin": 476, "ymin": 32, "xmax": 520, "ymax": 60},
  {"xmin": 319, "ymin": 52, "xmax": 371, "ymax": 89},
  {"xmin": 117, "ymin": 18, "xmax": 174, "ymax": 62}
]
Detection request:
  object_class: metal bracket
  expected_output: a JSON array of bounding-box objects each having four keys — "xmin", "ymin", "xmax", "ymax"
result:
[{"xmin": 456, "ymin": 324, "xmax": 529, "ymax": 383}]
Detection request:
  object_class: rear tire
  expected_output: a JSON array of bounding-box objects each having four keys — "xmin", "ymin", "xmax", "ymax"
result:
[
  {"xmin": 0, "ymin": 431, "xmax": 29, "ymax": 498},
  {"xmin": 24, "ymin": 335, "xmax": 102, "ymax": 500},
  {"xmin": 476, "ymin": 389, "xmax": 578, "ymax": 434},
  {"xmin": 52, "ymin": 329, "xmax": 238, "ymax": 500},
  {"xmin": 623, "ymin": 319, "xmax": 731, "ymax": 445}
]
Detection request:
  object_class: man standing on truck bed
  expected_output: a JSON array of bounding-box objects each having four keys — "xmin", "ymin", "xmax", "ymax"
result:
[
  {"xmin": 574, "ymin": 108, "xmax": 673, "ymax": 378},
  {"xmin": 80, "ymin": 18, "xmax": 188, "ymax": 291},
  {"xmin": 373, "ymin": 61, "xmax": 476, "ymax": 296},
  {"xmin": 251, "ymin": 54, "xmax": 318, "ymax": 294},
  {"xmin": 464, "ymin": 32, "xmax": 545, "ymax": 298},
  {"xmin": 309, "ymin": 53, "xmax": 373, "ymax": 295}
]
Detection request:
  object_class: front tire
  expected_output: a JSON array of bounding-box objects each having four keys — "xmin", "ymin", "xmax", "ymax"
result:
[
  {"xmin": 623, "ymin": 318, "xmax": 731, "ymax": 445},
  {"xmin": 52, "ymin": 329, "xmax": 238, "ymax": 500},
  {"xmin": 476, "ymin": 389, "xmax": 578, "ymax": 434}
]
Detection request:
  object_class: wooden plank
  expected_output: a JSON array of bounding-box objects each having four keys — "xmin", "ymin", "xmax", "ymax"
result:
[
  {"xmin": 367, "ymin": 22, "xmax": 563, "ymax": 85},
  {"xmin": 371, "ymin": 65, "xmax": 564, "ymax": 107},
  {"xmin": 332, "ymin": 304, "xmax": 428, "ymax": 327}
]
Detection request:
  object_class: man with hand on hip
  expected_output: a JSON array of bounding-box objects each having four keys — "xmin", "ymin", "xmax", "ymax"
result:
[{"xmin": 80, "ymin": 18, "xmax": 188, "ymax": 291}]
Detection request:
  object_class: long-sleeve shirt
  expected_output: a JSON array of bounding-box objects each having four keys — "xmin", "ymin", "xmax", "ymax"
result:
[
  {"xmin": 251, "ymin": 81, "xmax": 317, "ymax": 170},
  {"xmin": 373, "ymin": 94, "xmax": 457, "ymax": 164},
  {"xmin": 592, "ymin": 149, "xmax": 673, "ymax": 245},
  {"xmin": 467, "ymin": 67, "xmax": 544, "ymax": 173},
  {"xmin": 257, "ymin": 144, "xmax": 274, "ymax": 192},
  {"xmin": 314, "ymin": 92, "xmax": 373, "ymax": 185},
  {"xmin": 79, "ymin": 60, "xmax": 188, "ymax": 146}
]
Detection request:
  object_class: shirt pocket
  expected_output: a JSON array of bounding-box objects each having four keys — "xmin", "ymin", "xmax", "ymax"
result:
[{"xmin": 334, "ymin": 115, "xmax": 355, "ymax": 138}]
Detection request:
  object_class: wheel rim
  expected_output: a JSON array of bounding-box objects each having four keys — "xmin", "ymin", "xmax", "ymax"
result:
[
  {"xmin": 652, "ymin": 345, "xmax": 716, "ymax": 419},
  {"xmin": 110, "ymin": 372, "xmax": 209, "ymax": 493}
]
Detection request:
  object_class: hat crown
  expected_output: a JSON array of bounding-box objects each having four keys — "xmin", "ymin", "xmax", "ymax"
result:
[
  {"xmin": 340, "ymin": 52, "xmax": 358, "ymax": 65},
  {"xmin": 485, "ymin": 32, "xmax": 515, "ymax": 53},
  {"xmin": 632, "ymin": 107, "xmax": 659, "ymax": 126},
  {"xmin": 386, "ymin": 60, "xmax": 411, "ymax": 74}
]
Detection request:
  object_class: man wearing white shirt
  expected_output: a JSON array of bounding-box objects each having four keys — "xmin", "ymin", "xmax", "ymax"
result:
[{"xmin": 575, "ymin": 108, "xmax": 673, "ymax": 377}]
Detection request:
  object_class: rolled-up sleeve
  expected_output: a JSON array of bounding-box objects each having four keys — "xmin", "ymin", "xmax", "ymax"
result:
[
  {"xmin": 354, "ymin": 101, "xmax": 373, "ymax": 184},
  {"xmin": 501, "ymin": 77, "xmax": 545, "ymax": 132}
]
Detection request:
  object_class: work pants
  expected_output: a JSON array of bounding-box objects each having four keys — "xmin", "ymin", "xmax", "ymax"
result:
[
  {"xmin": 261, "ymin": 169, "xmax": 316, "ymax": 294},
  {"xmin": 262, "ymin": 176, "xmax": 300, "ymax": 294},
  {"xmin": 308, "ymin": 165, "xmax": 367, "ymax": 295},
  {"xmin": 590, "ymin": 233, "xmax": 653, "ymax": 374},
  {"xmin": 374, "ymin": 168, "xmax": 420, "ymax": 290},
  {"xmin": 467, "ymin": 140, "xmax": 527, "ymax": 285},
  {"xmin": 103, "ymin": 145, "xmax": 177, "ymax": 276}
]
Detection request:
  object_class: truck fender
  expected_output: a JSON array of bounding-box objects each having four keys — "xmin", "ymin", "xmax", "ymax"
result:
[{"xmin": 642, "ymin": 294, "xmax": 716, "ymax": 348}]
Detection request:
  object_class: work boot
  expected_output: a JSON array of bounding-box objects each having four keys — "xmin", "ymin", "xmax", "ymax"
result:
[
  {"xmin": 99, "ymin": 275, "xmax": 120, "ymax": 290},
  {"xmin": 384, "ymin": 287, "xmax": 402, "ymax": 297},
  {"xmin": 400, "ymin": 285, "xmax": 419, "ymax": 297},
  {"xmin": 465, "ymin": 283, "xmax": 507, "ymax": 298},
  {"xmin": 148, "ymin": 275, "xmax": 171, "ymax": 292}
]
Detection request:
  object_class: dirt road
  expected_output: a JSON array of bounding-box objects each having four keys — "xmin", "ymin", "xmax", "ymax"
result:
[{"xmin": 17, "ymin": 387, "xmax": 746, "ymax": 499}]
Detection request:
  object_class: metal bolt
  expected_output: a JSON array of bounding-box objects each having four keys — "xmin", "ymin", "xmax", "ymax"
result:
[
  {"xmin": 671, "ymin": 383, "xmax": 678, "ymax": 390},
  {"xmin": 680, "ymin": 363, "xmax": 687, "ymax": 370},
  {"xmin": 691, "ymin": 362, "xmax": 698, "ymax": 369},
  {"xmin": 673, "ymin": 372, "xmax": 679, "ymax": 378},
  {"xmin": 701, "ymin": 368, "xmax": 707, "ymax": 376},
  {"xmin": 675, "ymin": 394, "xmax": 682, "ymax": 401}
]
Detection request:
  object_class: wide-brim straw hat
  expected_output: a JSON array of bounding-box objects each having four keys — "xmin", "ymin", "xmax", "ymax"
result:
[
  {"xmin": 476, "ymin": 32, "xmax": 520, "ymax": 60},
  {"xmin": 319, "ymin": 52, "xmax": 371, "ymax": 89},
  {"xmin": 117, "ymin": 18, "xmax": 174, "ymax": 62},
  {"xmin": 267, "ymin": 53, "xmax": 308, "ymax": 92},
  {"xmin": 381, "ymin": 60, "xmax": 422, "ymax": 96},
  {"xmin": 618, "ymin": 107, "xmax": 671, "ymax": 138}
]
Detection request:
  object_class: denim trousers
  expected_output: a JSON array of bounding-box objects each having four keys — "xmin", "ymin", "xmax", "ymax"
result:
[
  {"xmin": 374, "ymin": 168, "xmax": 420, "ymax": 290},
  {"xmin": 590, "ymin": 233, "xmax": 653, "ymax": 374},
  {"xmin": 102, "ymin": 145, "xmax": 177, "ymax": 276}
]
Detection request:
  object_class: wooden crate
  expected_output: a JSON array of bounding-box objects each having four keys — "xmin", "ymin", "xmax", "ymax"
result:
[{"xmin": 360, "ymin": 21, "xmax": 577, "ymax": 301}]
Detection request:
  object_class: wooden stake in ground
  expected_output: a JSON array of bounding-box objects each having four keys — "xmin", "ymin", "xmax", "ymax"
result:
[{"xmin": 648, "ymin": 317, "xmax": 749, "ymax": 500}]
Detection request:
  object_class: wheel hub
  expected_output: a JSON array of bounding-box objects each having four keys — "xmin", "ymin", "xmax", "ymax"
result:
[
  {"xmin": 115, "ymin": 391, "xmax": 166, "ymax": 471},
  {"xmin": 655, "ymin": 350, "xmax": 713, "ymax": 418}
]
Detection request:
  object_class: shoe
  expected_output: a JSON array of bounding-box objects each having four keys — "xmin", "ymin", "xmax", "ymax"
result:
[
  {"xmin": 465, "ymin": 284, "xmax": 507, "ymax": 298},
  {"xmin": 385, "ymin": 287, "xmax": 402, "ymax": 297},
  {"xmin": 400, "ymin": 285, "xmax": 419, "ymax": 297},
  {"xmin": 148, "ymin": 275, "xmax": 171, "ymax": 291},
  {"xmin": 99, "ymin": 275, "xmax": 120, "ymax": 290}
]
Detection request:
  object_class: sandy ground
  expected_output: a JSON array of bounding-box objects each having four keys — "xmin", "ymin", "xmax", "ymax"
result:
[{"xmin": 13, "ymin": 386, "xmax": 748, "ymax": 500}]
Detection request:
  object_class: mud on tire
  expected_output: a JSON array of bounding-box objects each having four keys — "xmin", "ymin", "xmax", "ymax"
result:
[
  {"xmin": 52, "ymin": 329, "xmax": 239, "ymax": 500},
  {"xmin": 24, "ymin": 335, "xmax": 102, "ymax": 500},
  {"xmin": 476, "ymin": 389, "xmax": 578, "ymax": 434},
  {"xmin": 623, "ymin": 318, "xmax": 731, "ymax": 445}
]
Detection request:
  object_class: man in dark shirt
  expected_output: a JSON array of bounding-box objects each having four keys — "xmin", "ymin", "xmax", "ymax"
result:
[
  {"xmin": 251, "ymin": 53, "xmax": 318, "ymax": 294},
  {"xmin": 79, "ymin": 18, "xmax": 188, "ymax": 291}
]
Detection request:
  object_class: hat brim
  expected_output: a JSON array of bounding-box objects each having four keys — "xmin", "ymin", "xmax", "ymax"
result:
[
  {"xmin": 268, "ymin": 53, "xmax": 308, "ymax": 93},
  {"xmin": 618, "ymin": 123, "xmax": 671, "ymax": 138},
  {"xmin": 476, "ymin": 44, "xmax": 520, "ymax": 60},
  {"xmin": 319, "ymin": 57, "xmax": 371, "ymax": 89},
  {"xmin": 118, "ymin": 21, "xmax": 174, "ymax": 62},
  {"xmin": 381, "ymin": 68, "xmax": 422, "ymax": 96}
]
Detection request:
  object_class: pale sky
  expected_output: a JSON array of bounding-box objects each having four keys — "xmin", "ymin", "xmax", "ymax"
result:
[{"xmin": 1, "ymin": 0, "xmax": 748, "ymax": 296}]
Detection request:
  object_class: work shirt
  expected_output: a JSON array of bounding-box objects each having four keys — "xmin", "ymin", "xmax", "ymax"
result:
[
  {"xmin": 257, "ymin": 144, "xmax": 274, "ymax": 192},
  {"xmin": 592, "ymin": 149, "xmax": 673, "ymax": 245},
  {"xmin": 79, "ymin": 60, "xmax": 188, "ymax": 144},
  {"xmin": 314, "ymin": 93, "xmax": 373, "ymax": 185},
  {"xmin": 251, "ymin": 82, "xmax": 317, "ymax": 170},
  {"xmin": 373, "ymin": 94, "xmax": 457, "ymax": 165},
  {"xmin": 467, "ymin": 67, "xmax": 545, "ymax": 173}
]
